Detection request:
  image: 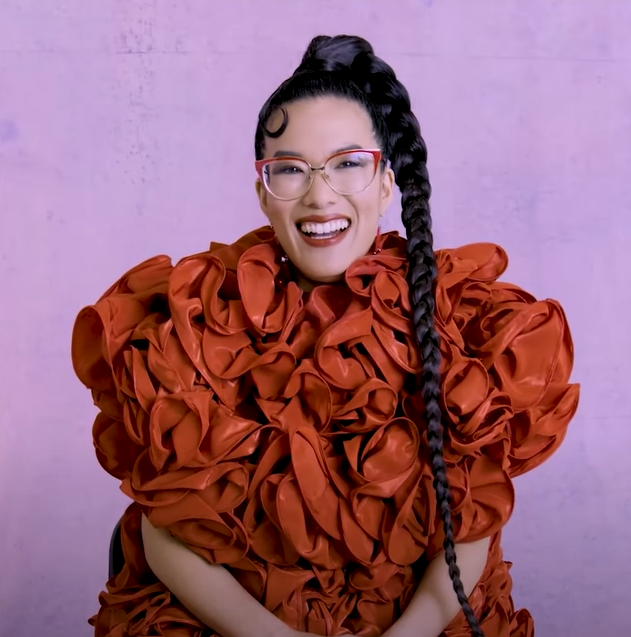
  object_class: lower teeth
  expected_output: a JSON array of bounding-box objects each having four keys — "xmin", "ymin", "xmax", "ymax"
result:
[
  {"xmin": 300, "ymin": 227, "xmax": 348, "ymax": 238},
  {"xmin": 309, "ymin": 232, "xmax": 338, "ymax": 238}
]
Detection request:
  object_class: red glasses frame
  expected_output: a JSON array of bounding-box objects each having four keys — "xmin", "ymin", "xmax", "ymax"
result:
[{"xmin": 255, "ymin": 148, "xmax": 383, "ymax": 200}]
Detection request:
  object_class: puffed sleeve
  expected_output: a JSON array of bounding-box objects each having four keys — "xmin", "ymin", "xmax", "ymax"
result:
[
  {"xmin": 71, "ymin": 227, "xmax": 303, "ymax": 573},
  {"xmin": 427, "ymin": 243, "xmax": 579, "ymax": 546},
  {"xmin": 71, "ymin": 255, "xmax": 176, "ymax": 481}
]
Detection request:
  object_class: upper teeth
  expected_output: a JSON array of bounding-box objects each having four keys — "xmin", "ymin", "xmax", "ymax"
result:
[{"xmin": 299, "ymin": 219, "xmax": 350, "ymax": 234}]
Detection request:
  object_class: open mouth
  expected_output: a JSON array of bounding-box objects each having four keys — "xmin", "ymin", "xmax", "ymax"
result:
[{"xmin": 297, "ymin": 218, "xmax": 351, "ymax": 240}]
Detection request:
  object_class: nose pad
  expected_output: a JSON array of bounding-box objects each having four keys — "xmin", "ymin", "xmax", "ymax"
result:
[{"xmin": 303, "ymin": 169, "xmax": 336, "ymax": 204}]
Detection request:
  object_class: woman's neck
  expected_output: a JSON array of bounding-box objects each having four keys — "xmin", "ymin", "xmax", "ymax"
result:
[{"xmin": 291, "ymin": 266, "xmax": 345, "ymax": 293}]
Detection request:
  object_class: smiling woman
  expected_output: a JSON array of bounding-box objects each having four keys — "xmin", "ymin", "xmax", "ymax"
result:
[{"xmin": 71, "ymin": 34, "xmax": 579, "ymax": 637}]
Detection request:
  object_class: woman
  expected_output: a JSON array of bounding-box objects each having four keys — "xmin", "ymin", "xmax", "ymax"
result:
[{"xmin": 71, "ymin": 35, "xmax": 579, "ymax": 637}]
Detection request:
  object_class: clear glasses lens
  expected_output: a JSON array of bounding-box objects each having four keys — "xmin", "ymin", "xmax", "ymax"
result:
[{"xmin": 264, "ymin": 151, "xmax": 377, "ymax": 200}]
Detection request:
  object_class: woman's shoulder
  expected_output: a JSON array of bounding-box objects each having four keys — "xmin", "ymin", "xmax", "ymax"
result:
[
  {"xmin": 433, "ymin": 241, "xmax": 580, "ymax": 479},
  {"xmin": 70, "ymin": 227, "xmax": 275, "ymax": 405},
  {"xmin": 435, "ymin": 241, "xmax": 510, "ymax": 285}
]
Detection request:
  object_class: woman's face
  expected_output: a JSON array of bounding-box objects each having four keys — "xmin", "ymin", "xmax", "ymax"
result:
[{"xmin": 256, "ymin": 96, "xmax": 395, "ymax": 284}]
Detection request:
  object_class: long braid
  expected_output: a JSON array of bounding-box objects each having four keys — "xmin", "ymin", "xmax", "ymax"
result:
[
  {"xmin": 326, "ymin": 38, "xmax": 485, "ymax": 636},
  {"xmin": 397, "ymin": 119, "xmax": 485, "ymax": 636},
  {"xmin": 368, "ymin": 59, "xmax": 485, "ymax": 637},
  {"xmin": 256, "ymin": 34, "xmax": 485, "ymax": 636}
]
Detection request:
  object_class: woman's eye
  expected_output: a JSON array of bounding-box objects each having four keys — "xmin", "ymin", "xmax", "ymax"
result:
[
  {"xmin": 337, "ymin": 161, "xmax": 360, "ymax": 169},
  {"xmin": 273, "ymin": 165, "xmax": 303, "ymax": 175}
]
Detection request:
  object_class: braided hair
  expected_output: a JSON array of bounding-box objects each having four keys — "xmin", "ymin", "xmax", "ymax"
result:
[{"xmin": 254, "ymin": 35, "xmax": 484, "ymax": 637}]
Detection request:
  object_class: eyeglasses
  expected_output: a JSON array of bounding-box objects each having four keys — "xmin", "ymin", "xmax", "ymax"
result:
[{"xmin": 255, "ymin": 149, "xmax": 383, "ymax": 201}]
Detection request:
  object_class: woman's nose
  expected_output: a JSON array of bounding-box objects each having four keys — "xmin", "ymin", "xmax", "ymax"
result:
[{"xmin": 302, "ymin": 170, "xmax": 337, "ymax": 207}]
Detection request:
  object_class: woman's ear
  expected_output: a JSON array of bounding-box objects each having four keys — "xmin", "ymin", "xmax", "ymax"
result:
[
  {"xmin": 379, "ymin": 166, "xmax": 395, "ymax": 214},
  {"xmin": 255, "ymin": 179, "xmax": 269, "ymax": 215}
]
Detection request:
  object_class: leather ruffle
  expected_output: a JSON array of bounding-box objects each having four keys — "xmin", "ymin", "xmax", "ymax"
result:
[{"xmin": 72, "ymin": 227, "xmax": 579, "ymax": 636}]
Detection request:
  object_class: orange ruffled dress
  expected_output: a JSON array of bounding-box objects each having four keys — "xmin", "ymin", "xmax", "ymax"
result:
[{"xmin": 71, "ymin": 227, "xmax": 579, "ymax": 637}]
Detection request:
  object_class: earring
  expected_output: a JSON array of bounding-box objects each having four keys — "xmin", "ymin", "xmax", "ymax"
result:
[
  {"xmin": 268, "ymin": 225, "xmax": 290, "ymax": 264},
  {"xmin": 373, "ymin": 226, "xmax": 382, "ymax": 255}
]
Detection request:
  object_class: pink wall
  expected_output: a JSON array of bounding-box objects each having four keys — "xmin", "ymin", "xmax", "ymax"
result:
[{"xmin": 0, "ymin": 1, "xmax": 628, "ymax": 635}]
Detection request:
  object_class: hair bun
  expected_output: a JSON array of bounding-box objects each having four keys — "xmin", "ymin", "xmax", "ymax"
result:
[{"xmin": 296, "ymin": 34, "xmax": 374, "ymax": 75}]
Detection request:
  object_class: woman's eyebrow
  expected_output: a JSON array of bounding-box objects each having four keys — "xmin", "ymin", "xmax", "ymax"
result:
[
  {"xmin": 272, "ymin": 144, "xmax": 363, "ymax": 158},
  {"xmin": 272, "ymin": 150, "xmax": 301, "ymax": 157}
]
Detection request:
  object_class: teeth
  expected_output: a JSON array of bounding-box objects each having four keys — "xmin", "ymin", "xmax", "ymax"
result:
[{"xmin": 299, "ymin": 219, "xmax": 350, "ymax": 235}]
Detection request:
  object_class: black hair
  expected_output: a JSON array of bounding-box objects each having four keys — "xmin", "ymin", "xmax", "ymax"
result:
[{"xmin": 254, "ymin": 35, "xmax": 484, "ymax": 637}]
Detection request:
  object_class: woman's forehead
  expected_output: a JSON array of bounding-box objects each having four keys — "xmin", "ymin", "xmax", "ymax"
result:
[{"xmin": 264, "ymin": 97, "xmax": 376, "ymax": 159}]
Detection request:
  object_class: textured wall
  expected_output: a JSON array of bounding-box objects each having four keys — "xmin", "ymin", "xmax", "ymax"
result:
[{"xmin": 0, "ymin": 1, "xmax": 629, "ymax": 635}]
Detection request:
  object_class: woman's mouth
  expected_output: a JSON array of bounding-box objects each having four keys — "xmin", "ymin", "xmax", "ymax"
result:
[{"xmin": 296, "ymin": 217, "xmax": 351, "ymax": 247}]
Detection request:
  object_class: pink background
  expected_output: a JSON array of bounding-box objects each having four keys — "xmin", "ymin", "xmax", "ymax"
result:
[{"xmin": 0, "ymin": 1, "xmax": 629, "ymax": 635}]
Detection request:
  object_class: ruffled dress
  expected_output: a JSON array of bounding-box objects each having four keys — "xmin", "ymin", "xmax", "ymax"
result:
[{"xmin": 71, "ymin": 227, "xmax": 579, "ymax": 637}]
